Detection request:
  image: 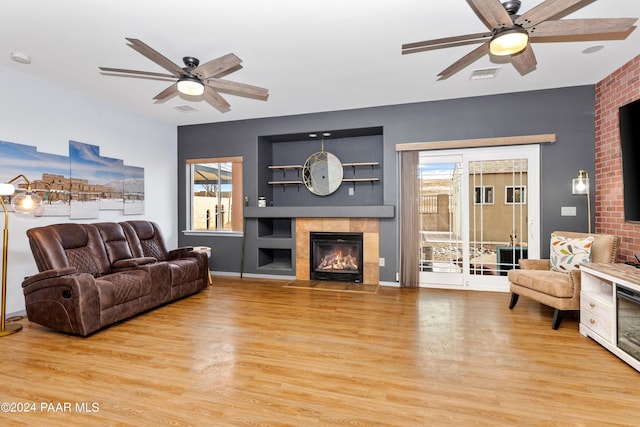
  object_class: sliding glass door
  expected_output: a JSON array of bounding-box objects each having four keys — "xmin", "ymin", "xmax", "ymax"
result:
[
  {"xmin": 418, "ymin": 155, "xmax": 464, "ymax": 287},
  {"xmin": 418, "ymin": 145, "xmax": 539, "ymax": 291}
]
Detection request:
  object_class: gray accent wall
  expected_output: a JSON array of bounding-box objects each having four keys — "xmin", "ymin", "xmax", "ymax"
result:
[{"xmin": 178, "ymin": 85, "xmax": 596, "ymax": 282}]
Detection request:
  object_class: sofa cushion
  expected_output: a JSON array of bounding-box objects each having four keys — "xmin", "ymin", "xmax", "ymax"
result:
[
  {"xmin": 120, "ymin": 220, "xmax": 169, "ymax": 261},
  {"xmin": 550, "ymin": 234, "xmax": 594, "ymax": 273},
  {"xmin": 100, "ymin": 270, "xmax": 151, "ymax": 304},
  {"xmin": 508, "ymin": 269, "xmax": 575, "ymax": 298},
  {"xmin": 168, "ymin": 258, "xmax": 203, "ymax": 285},
  {"xmin": 95, "ymin": 222, "xmax": 136, "ymax": 265},
  {"xmin": 27, "ymin": 223, "xmax": 112, "ymax": 277}
]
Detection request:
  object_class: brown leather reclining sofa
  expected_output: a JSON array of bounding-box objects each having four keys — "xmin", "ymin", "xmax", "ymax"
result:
[{"xmin": 21, "ymin": 220, "xmax": 209, "ymax": 336}]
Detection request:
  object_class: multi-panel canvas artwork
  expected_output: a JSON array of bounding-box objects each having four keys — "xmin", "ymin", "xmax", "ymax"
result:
[{"xmin": 0, "ymin": 140, "xmax": 144, "ymax": 218}]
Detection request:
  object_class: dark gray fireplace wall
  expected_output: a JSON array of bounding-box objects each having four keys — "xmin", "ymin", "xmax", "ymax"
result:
[{"xmin": 178, "ymin": 85, "xmax": 596, "ymax": 282}]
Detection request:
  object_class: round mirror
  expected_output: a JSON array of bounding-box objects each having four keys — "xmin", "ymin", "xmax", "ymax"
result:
[{"xmin": 302, "ymin": 151, "xmax": 343, "ymax": 196}]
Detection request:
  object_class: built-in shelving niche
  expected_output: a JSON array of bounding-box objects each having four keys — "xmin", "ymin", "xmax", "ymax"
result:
[
  {"xmin": 258, "ymin": 127, "xmax": 383, "ymax": 207},
  {"xmin": 258, "ymin": 218, "xmax": 292, "ymax": 239},
  {"xmin": 256, "ymin": 218, "xmax": 294, "ymax": 272},
  {"xmin": 257, "ymin": 248, "xmax": 293, "ymax": 271}
]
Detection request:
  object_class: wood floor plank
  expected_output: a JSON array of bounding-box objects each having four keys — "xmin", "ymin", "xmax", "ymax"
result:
[{"xmin": 1, "ymin": 276, "xmax": 639, "ymax": 426}]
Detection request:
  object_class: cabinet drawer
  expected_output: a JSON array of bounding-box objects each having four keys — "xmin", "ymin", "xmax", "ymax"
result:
[
  {"xmin": 581, "ymin": 291, "xmax": 612, "ymax": 320},
  {"xmin": 581, "ymin": 310, "xmax": 612, "ymax": 340},
  {"xmin": 582, "ymin": 315, "xmax": 611, "ymax": 340}
]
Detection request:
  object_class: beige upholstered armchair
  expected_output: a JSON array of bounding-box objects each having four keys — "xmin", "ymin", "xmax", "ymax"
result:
[{"xmin": 507, "ymin": 231, "xmax": 620, "ymax": 329}]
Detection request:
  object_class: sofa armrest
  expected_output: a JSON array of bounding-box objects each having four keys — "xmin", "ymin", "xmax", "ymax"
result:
[
  {"xmin": 569, "ymin": 269, "xmax": 582, "ymax": 293},
  {"xmin": 519, "ymin": 259, "xmax": 551, "ymax": 270},
  {"xmin": 112, "ymin": 257, "xmax": 157, "ymax": 269},
  {"xmin": 22, "ymin": 267, "xmax": 77, "ymax": 287},
  {"xmin": 21, "ymin": 271, "xmax": 101, "ymax": 336},
  {"xmin": 167, "ymin": 246, "xmax": 194, "ymax": 259}
]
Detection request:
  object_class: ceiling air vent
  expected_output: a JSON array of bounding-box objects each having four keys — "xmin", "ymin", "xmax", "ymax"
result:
[
  {"xmin": 470, "ymin": 67, "xmax": 500, "ymax": 80},
  {"xmin": 174, "ymin": 105, "xmax": 198, "ymax": 113}
]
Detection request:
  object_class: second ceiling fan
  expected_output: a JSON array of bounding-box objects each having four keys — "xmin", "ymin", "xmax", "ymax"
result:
[
  {"xmin": 402, "ymin": 0, "xmax": 638, "ymax": 80},
  {"xmin": 100, "ymin": 38, "xmax": 269, "ymax": 113}
]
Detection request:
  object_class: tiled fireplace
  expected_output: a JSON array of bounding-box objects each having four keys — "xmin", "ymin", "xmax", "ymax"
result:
[{"xmin": 296, "ymin": 218, "xmax": 380, "ymax": 284}]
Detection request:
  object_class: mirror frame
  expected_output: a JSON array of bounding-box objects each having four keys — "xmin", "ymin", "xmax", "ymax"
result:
[{"xmin": 302, "ymin": 151, "xmax": 343, "ymax": 196}]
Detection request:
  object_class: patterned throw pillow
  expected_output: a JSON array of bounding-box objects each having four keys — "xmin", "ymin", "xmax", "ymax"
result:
[{"xmin": 550, "ymin": 234, "xmax": 594, "ymax": 273}]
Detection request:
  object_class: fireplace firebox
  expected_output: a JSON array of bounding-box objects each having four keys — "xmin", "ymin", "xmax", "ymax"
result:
[{"xmin": 310, "ymin": 232, "xmax": 363, "ymax": 283}]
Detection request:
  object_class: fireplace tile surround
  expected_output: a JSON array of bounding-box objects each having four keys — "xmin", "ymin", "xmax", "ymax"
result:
[{"xmin": 296, "ymin": 218, "xmax": 380, "ymax": 284}]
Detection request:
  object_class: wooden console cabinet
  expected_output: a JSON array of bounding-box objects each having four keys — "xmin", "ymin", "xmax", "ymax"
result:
[{"xmin": 580, "ymin": 263, "xmax": 640, "ymax": 372}]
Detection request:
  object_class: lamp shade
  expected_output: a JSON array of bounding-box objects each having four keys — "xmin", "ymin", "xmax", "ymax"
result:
[
  {"xmin": 11, "ymin": 191, "xmax": 44, "ymax": 216},
  {"xmin": 489, "ymin": 27, "xmax": 529, "ymax": 56},
  {"xmin": 572, "ymin": 170, "xmax": 590, "ymax": 195},
  {"xmin": 573, "ymin": 179, "xmax": 588, "ymax": 194},
  {"xmin": 177, "ymin": 76, "xmax": 205, "ymax": 96}
]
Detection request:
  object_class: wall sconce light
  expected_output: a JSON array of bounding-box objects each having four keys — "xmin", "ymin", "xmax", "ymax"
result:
[
  {"xmin": 572, "ymin": 170, "xmax": 591, "ymax": 234},
  {"xmin": 1, "ymin": 174, "xmax": 43, "ymax": 337}
]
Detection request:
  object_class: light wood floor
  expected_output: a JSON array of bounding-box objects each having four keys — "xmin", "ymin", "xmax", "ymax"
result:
[{"xmin": 2, "ymin": 277, "xmax": 639, "ymax": 426}]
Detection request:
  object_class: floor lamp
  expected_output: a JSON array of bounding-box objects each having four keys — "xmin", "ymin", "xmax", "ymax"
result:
[
  {"xmin": 572, "ymin": 170, "xmax": 591, "ymax": 234},
  {"xmin": 0, "ymin": 175, "xmax": 43, "ymax": 337}
]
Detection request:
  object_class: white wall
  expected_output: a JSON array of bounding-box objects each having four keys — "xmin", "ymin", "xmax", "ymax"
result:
[{"xmin": 1, "ymin": 65, "xmax": 176, "ymax": 315}]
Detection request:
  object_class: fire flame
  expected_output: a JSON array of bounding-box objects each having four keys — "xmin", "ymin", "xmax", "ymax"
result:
[{"xmin": 317, "ymin": 250, "xmax": 359, "ymax": 271}]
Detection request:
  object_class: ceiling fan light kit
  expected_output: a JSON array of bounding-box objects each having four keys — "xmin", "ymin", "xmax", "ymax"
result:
[
  {"xmin": 177, "ymin": 76, "xmax": 205, "ymax": 96},
  {"xmin": 402, "ymin": 0, "xmax": 638, "ymax": 79},
  {"xmin": 489, "ymin": 27, "xmax": 528, "ymax": 56}
]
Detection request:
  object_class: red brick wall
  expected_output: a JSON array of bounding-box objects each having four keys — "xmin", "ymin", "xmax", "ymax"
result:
[{"xmin": 595, "ymin": 55, "xmax": 640, "ymax": 262}]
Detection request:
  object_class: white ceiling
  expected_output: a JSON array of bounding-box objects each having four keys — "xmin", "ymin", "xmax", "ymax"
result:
[{"xmin": 1, "ymin": 0, "xmax": 639, "ymax": 127}]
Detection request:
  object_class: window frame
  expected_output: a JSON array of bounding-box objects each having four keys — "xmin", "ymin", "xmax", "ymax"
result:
[
  {"xmin": 505, "ymin": 185, "xmax": 527, "ymax": 205},
  {"xmin": 474, "ymin": 185, "xmax": 494, "ymax": 205},
  {"xmin": 185, "ymin": 156, "xmax": 244, "ymax": 235}
]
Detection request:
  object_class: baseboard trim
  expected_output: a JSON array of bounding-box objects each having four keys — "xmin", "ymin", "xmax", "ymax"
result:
[
  {"xmin": 212, "ymin": 271, "xmax": 399, "ymax": 287},
  {"xmin": 211, "ymin": 271, "xmax": 297, "ymax": 281}
]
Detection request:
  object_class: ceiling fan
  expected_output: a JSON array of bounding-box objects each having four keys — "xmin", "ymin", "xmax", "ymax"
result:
[
  {"xmin": 402, "ymin": 0, "xmax": 638, "ymax": 80},
  {"xmin": 99, "ymin": 38, "xmax": 269, "ymax": 113}
]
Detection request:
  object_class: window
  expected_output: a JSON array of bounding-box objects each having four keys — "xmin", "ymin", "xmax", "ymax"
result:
[
  {"xmin": 474, "ymin": 186, "xmax": 494, "ymax": 204},
  {"xmin": 505, "ymin": 186, "xmax": 526, "ymax": 204},
  {"xmin": 187, "ymin": 157, "xmax": 243, "ymax": 232}
]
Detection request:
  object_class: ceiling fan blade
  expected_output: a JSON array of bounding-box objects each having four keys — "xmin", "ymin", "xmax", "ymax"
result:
[
  {"xmin": 437, "ymin": 42, "xmax": 490, "ymax": 80},
  {"xmin": 210, "ymin": 64, "xmax": 244, "ymax": 79},
  {"xmin": 515, "ymin": 0, "xmax": 582, "ymax": 29},
  {"xmin": 192, "ymin": 53, "xmax": 243, "ymax": 80},
  {"xmin": 98, "ymin": 67, "xmax": 176, "ymax": 79},
  {"xmin": 402, "ymin": 32, "xmax": 492, "ymax": 54},
  {"xmin": 153, "ymin": 83, "xmax": 179, "ymax": 102},
  {"xmin": 528, "ymin": 18, "xmax": 638, "ymax": 38},
  {"xmin": 204, "ymin": 78, "xmax": 269, "ymax": 101},
  {"xmin": 511, "ymin": 45, "xmax": 537, "ymax": 76},
  {"xmin": 203, "ymin": 86, "xmax": 231, "ymax": 113},
  {"xmin": 125, "ymin": 38, "xmax": 184, "ymax": 76},
  {"xmin": 467, "ymin": 0, "xmax": 513, "ymax": 29}
]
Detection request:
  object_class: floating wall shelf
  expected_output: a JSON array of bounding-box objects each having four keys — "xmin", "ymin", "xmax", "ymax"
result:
[
  {"xmin": 268, "ymin": 180, "xmax": 303, "ymax": 191},
  {"xmin": 268, "ymin": 161, "xmax": 380, "ymax": 191}
]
